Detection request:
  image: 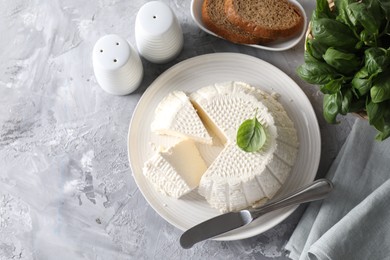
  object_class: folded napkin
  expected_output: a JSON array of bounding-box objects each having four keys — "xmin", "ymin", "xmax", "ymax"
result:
[{"xmin": 285, "ymin": 119, "xmax": 390, "ymax": 260}]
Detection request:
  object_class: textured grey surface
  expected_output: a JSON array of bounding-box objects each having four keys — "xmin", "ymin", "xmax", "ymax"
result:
[{"xmin": 0, "ymin": 0, "xmax": 356, "ymax": 259}]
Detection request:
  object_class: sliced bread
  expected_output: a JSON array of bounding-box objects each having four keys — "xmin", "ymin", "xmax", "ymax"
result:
[
  {"xmin": 201, "ymin": 0, "xmax": 272, "ymax": 44},
  {"xmin": 224, "ymin": 0, "xmax": 304, "ymax": 39}
]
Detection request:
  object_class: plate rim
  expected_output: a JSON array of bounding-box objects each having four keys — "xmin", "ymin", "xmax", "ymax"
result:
[
  {"xmin": 189, "ymin": 0, "xmax": 308, "ymax": 51},
  {"xmin": 128, "ymin": 52, "xmax": 321, "ymax": 240}
]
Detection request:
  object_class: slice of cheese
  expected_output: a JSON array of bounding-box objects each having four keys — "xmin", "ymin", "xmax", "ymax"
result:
[
  {"xmin": 190, "ymin": 81, "xmax": 299, "ymax": 212},
  {"xmin": 151, "ymin": 91, "xmax": 213, "ymax": 144},
  {"xmin": 143, "ymin": 138, "xmax": 207, "ymax": 198}
]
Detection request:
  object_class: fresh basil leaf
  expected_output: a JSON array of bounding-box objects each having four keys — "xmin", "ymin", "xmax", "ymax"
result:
[
  {"xmin": 376, "ymin": 125, "xmax": 390, "ymax": 141},
  {"xmin": 367, "ymin": 0, "xmax": 386, "ymax": 24},
  {"xmin": 360, "ymin": 29, "xmax": 378, "ymax": 47},
  {"xmin": 355, "ymin": 41, "xmax": 364, "ymax": 50},
  {"xmin": 354, "ymin": 66, "xmax": 370, "ymax": 78},
  {"xmin": 323, "ymin": 93, "xmax": 342, "ymax": 124},
  {"xmin": 320, "ymin": 77, "xmax": 344, "ymax": 94},
  {"xmin": 306, "ymin": 38, "xmax": 328, "ymax": 60},
  {"xmin": 236, "ymin": 114, "xmax": 266, "ymax": 153},
  {"xmin": 341, "ymin": 88, "xmax": 354, "ymax": 115},
  {"xmin": 375, "ymin": 104, "xmax": 390, "ymax": 140},
  {"xmin": 349, "ymin": 2, "xmax": 382, "ymax": 35},
  {"xmin": 297, "ymin": 61, "xmax": 338, "ymax": 85},
  {"xmin": 377, "ymin": 0, "xmax": 390, "ymax": 20},
  {"xmin": 366, "ymin": 99, "xmax": 384, "ymax": 127},
  {"xmin": 371, "ymin": 72, "xmax": 390, "ymax": 103},
  {"xmin": 313, "ymin": 0, "xmax": 335, "ymax": 20},
  {"xmin": 335, "ymin": 0, "xmax": 358, "ymax": 27},
  {"xmin": 312, "ymin": 18, "xmax": 359, "ymax": 51},
  {"xmin": 365, "ymin": 99, "xmax": 390, "ymax": 141},
  {"xmin": 352, "ymin": 67, "xmax": 373, "ymax": 96},
  {"xmin": 323, "ymin": 47, "xmax": 361, "ymax": 74},
  {"xmin": 304, "ymin": 51, "xmax": 317, "ymax": 63},
  {"xmin": 352, "ymin": 77, "xmax": 372, "ymax": 97},
  {"xmin": 364, "ymin": 47, "xmax": 390, "ymax": 75}
]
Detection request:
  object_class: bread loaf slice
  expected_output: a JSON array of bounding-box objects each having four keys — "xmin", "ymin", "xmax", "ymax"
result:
[
  {"xmin": 202, "ymin": 0, "xmax": 272, "ymax": 44},
  {"xmin": 224, "ymin": 0, "xmax": 303, "ymax": 39}
]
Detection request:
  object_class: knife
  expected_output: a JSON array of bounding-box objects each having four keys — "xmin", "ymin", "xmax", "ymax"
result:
[{"xmin": 180, "ymin": 178, "xmax": 333, "ymax": 249}]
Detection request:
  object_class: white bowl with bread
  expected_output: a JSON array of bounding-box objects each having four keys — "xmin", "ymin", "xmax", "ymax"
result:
[{"xmin": 191, "ymin": 0, "xmax": 307, "ymax": 51}]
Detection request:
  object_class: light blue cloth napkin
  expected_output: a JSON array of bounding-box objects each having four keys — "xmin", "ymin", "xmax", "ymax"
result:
[{"xmin": 285, "ymin": 119, "xmax": 390, "ymax": 260}]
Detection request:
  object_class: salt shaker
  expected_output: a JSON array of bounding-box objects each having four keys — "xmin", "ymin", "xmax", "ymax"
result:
[
  {"xmin": 135, "ymin": 1, "xmax": 184, "ymax": 64},
  {"xmin": 92, "ymin": 34, "xmax": 143, "ymax": 95}
]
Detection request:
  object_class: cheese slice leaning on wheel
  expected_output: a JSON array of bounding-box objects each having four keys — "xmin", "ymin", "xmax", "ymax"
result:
[
  {"xmin": 143, "ymin": 138, "xmax": 208, "ymax": 198},
  {"xmin": 151, "ymin": 91, "xmax": 213, "ymax": 145},
  {"xmin": 190, "ymin": 81, "xmax": 299, "ymax": 213}
]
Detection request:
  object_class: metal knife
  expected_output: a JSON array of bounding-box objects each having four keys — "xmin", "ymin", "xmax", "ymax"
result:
[{"xmin": 180, "ymin": 178, "xmax": 333, "ymax": 249}]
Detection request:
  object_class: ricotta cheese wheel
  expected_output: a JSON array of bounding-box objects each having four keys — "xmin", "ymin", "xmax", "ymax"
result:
[
  {"xmin": 143, "ymin": 138, "xmax": 208, "ymax": 198},
  {"xmin": 190, "ymin": 81, "xmax": 298, "ymax": 212},
  {"xmin": 151, "ymin": 91, "xmax": 213, "ymax": 144}
]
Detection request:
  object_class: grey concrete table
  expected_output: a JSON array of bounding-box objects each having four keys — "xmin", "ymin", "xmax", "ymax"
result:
[{"xmin": 0, "ymin": 1, "xmax": 356, "ymax": 259}]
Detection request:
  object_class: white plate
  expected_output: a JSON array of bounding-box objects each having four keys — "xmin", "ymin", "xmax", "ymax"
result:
[
  {"xmin": 190, "ymin": 0, "xmax": 307, "ymax": 51},
  {"xmin": 128, "ymin": 53, "xmax": 320, "ymax": 240}
]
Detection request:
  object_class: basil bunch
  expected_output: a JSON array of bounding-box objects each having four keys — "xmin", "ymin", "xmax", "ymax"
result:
[{"xmin": 297, "ymin": 0, "xmax": 390, "ymax": 140}]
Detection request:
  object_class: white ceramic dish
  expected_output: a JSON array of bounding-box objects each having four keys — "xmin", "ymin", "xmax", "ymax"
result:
[
  {"xmin": 128, "ymin": 53, "xmax": 320, "ymax": 240},
  {"xmin": 190, "ymin": 0, "xmax": 307, "ymax": 51}
]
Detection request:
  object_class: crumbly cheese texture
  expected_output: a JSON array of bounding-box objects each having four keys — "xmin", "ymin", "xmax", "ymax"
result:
[
  {"xmin": 151, "ymin": 91, "xmax": 212, "ymax": 144},
  {"xmin": 143, "ymin": 139, "xmax": 207, "ymax": 198},
  {"xmin": 190, "ymin": 81, "xmax": 299, "ymax": 212}
]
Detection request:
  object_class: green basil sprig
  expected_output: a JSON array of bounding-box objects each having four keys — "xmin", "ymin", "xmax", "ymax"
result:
[{"xmin": 236, "ymin": 110, "xmax": 267, "ymax": 152}]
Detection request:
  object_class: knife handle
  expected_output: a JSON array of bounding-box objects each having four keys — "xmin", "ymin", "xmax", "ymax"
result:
[{"xmin": 249, "ymin": 178, "xmax": 333, "ymax": 219}]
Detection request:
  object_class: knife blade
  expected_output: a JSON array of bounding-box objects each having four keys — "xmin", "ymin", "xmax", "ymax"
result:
[
  {"xmin": 179, "ymin": 179, "xmax": 333, "ymax": 249},
  {"xmin": 180, "ymin": 210, "xmax": 253, "ymax": 249}
]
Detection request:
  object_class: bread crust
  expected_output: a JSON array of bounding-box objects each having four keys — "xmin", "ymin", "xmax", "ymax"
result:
[
  {"xmin": 224, "ymin": 0, "xmax": 303, "ymax": 39},
  {"xmin": 201, "ymin": 0, "xmax": 271, "ymax": 44}
]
